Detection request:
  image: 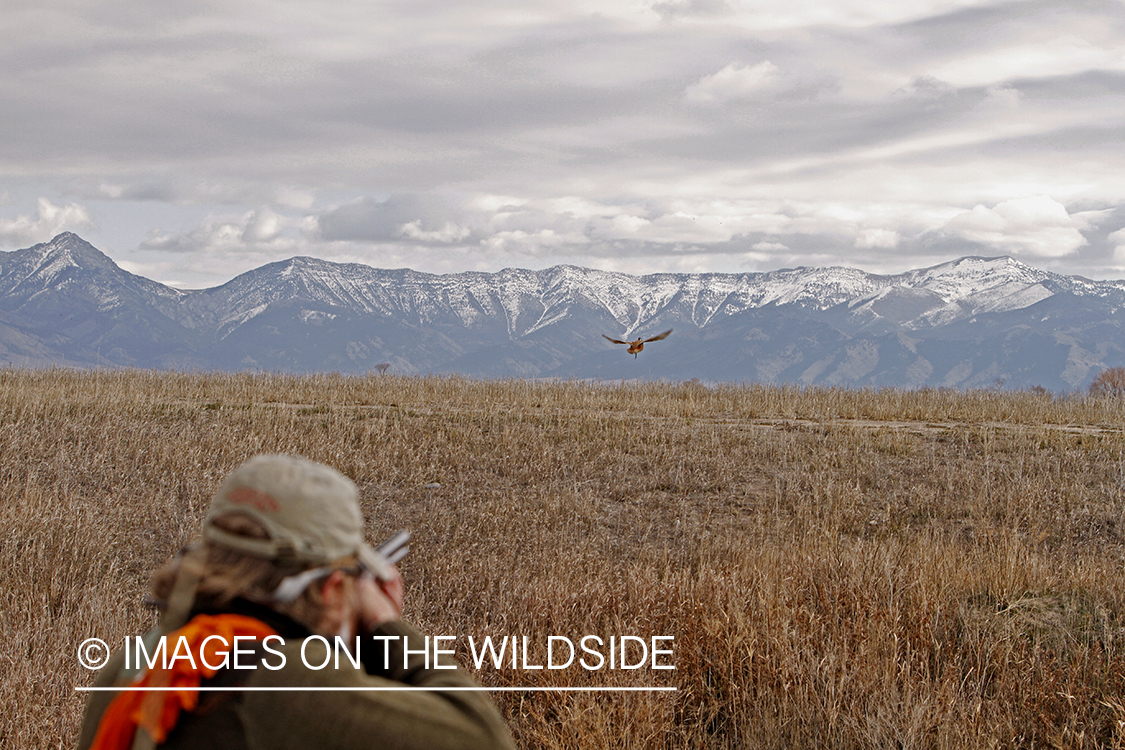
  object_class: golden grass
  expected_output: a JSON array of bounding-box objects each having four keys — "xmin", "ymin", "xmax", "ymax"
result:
[{"xmin": 1, "ymin": 368, "xmax": 1124, "ymax": 748}]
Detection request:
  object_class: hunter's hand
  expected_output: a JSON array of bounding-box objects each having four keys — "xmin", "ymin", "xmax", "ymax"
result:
[{"xmin": 357, "ymin": 567, "xmax": 404, "ymax": 630}]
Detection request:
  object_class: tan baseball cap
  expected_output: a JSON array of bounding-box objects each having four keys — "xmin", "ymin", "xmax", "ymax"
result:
[{"xmin": 202, "ymin": 454, "xmax": 393, "ymax": 581}]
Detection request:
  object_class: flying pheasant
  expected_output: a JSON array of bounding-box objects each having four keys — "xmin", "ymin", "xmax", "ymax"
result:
[{"xmin": 602, "ymin": 329, "xmax": 673, "ymax": 358}]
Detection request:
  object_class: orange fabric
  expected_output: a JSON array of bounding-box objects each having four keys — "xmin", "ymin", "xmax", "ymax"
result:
[{"xmin": 90, "ymin": 614, "xmax": 278, "ymax": 750}]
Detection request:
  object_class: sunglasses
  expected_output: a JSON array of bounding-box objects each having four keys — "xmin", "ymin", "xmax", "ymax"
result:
[
  {"xmin": 271, "ymin": 559, "xmax": 379, "ymax": 603},
  {"xmin": 271, "ymin": 530, "xmax": 410, "ymax": 604}
]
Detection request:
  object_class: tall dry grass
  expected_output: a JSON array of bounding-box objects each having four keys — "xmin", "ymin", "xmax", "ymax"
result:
[{"xmin": 1, "ymin": 368, "xmax": 1124, "ymax": 748}]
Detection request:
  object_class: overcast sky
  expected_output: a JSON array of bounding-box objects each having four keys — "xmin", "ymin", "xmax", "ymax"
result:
[{"xmin": 1, "ymin": 0, "xmax": 1123, "ymax": 288}]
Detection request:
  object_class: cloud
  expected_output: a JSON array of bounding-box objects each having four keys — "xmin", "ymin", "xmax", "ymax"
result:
[
  {"xmin": 0, "ymin": 198, "xmax": 94, "ymax": 247},
  {"xmin": 855, "ymin": 229, "xmax": 900, "ymax": 249},
  {"xmin": 685, "ymin": 61, "xmax": 779, "ymax": 105},
  {"xmin": 141, "ymin": 223, "xmax": 241, "ymax": 256},
  {"xmin": 2, "ymin": 1, "xmax": 1124, "ymax": 283},
  {"xmin": 275, "ymin": 187, "xmax": 316, "ymax": 210},
  {"xmin": 481, "ymin": 228, "xmax": 589, "ymax": 253},
  {"xmin": 141, "ymin": 208, "xmax": 304, "ymax": 256},
  {"xmin": 943, "ymin": 196, "xmax": 1088, "ymax": 257},
  {"xmin": 894, "ymin": 76, "xmax": 957, "ymax": 102},
  {"xmin": 61, "ymin": 176, "xmax": 284, "ymax": 206},
  {"xmin": 979, "ymin": 84, "xmax": 1021, "ymax": 110},
  {"xmin": 317, "ymin": 194, "xmax": 468, "ymax": 243},
  {"xmin": 1110, "ymin": 227, "xmax": 1125, "ymax": 264},
  {"xmin": 91, "ymin": 182, "xmax": 180, "ymax": 202},
  {"xmin": 930, "ymin": 35, "xmax": 1125, "ymax": 90},
  {"xmin": 399, "ymin": 221, "xmax": 471, "ymax": 243},
  {"xmin": 134, "ymin": 208, "xmax": 328, "ymax": 286},
  {"xmin": 126, "ymin": 188, "xmax": 1125, "ymax": 288},
  {"xmin": 242, "ymin": 207, "xmax": 283, "ymax": 243},
  {"xmin": 753, "ymin": 241, "xmax": 789, "ymax": 252}
]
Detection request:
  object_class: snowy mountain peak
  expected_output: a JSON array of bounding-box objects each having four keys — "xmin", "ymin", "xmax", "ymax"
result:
[
  {"xmin": 0, "ymin": 232, "xmax": 187, "ymax": 311},
  {"xmin": 897, "ymin": 256, "xmax": 1047, "ymax": 300},
  {"xmin": 0, "ymin": 232, "xmax": 115, "ymax": 299},
  {"xmin": 26, "ymin": 231, "xmax": 117, "ymax": 276},
  {"xmin": 195, "ymin": 247, "xmax": 1123, "ymax": 338},
  {"xmin": 0, "ymin": 233, "xmax": 1121, "ymax": 389}
]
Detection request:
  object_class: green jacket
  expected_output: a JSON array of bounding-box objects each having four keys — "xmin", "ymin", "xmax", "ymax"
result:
[{"xmin": 77, "ymin": 610, "xmax": 516, "ymax": 750}]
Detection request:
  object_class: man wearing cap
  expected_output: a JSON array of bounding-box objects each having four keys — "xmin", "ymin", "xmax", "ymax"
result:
[{"xmin": 77, "ymin": 454, "xmax": 515, "ymax": 750}]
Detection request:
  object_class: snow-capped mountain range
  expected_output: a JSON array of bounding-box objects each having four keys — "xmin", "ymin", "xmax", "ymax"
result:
[{"xmin": 1, "ymin": 232, "xmax": 1122, "ymax": 389}]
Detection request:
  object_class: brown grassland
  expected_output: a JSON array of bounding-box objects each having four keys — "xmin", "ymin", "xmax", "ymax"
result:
[{"xmin": 2, "ymin": 368, "xmax": 1125, "ymax": 748}]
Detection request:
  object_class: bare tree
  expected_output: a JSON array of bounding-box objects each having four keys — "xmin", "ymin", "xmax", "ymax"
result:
[
  {"xmin": 374, "ymin": 363, "xmax": 391, "ymax": 375},
  {"xmin": 1089, "ymin": 366, "xmax": 1125, "ymax": 397}
]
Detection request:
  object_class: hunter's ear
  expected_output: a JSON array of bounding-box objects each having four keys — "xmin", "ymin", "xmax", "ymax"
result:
[{"xmin": 318, "ymin": 569, "xmax": 351, "ymax": 607}]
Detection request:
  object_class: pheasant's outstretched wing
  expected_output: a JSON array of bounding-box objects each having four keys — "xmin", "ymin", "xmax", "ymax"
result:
[
  {"xmin": 602, "ymin": 334, "xmax": 629, "ymax": 345},
  {"xmin": 642, "ymin": 329, "xmax": 673, "ymax": 343}
]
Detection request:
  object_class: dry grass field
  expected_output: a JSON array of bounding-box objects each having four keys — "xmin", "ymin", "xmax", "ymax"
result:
[{"xmin": 2, "ymin": 368, "xmax": 1125, "ymax": 748}]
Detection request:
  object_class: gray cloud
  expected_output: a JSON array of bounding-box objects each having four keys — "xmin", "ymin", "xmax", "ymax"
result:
[
  {"xmin": 1073, "ymin": 205, "xmax": 1125, "ymax": 262},
  {"xmin": 0, "ymin": 0, "xmax": 1123, "ymax": 283},
  {"xmin": 318, "ymin": 194, "xmax": 469, "ymax": 243},
  {"xmin": 0, "ymin": 198, "xmax": 95, "ymax": 246},
  {"xmin": 894, "ymin": 0, "xmax": 1125, "ymax": 51}
]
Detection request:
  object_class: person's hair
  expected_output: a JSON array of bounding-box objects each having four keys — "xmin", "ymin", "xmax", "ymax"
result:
[{"xmin": 149, "ymin": 513, "xmax": 355, "ymax": 629}]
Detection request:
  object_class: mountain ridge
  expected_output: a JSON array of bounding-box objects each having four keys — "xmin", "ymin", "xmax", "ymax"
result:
[{"xmin": 0, "ymin": 232, "xmax": 1122, "ymax": 389}]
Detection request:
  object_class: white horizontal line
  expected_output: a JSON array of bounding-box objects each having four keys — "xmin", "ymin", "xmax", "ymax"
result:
[{"xmin": 76, "ymin": 686, "xmax": 677, "ymax": 693}]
